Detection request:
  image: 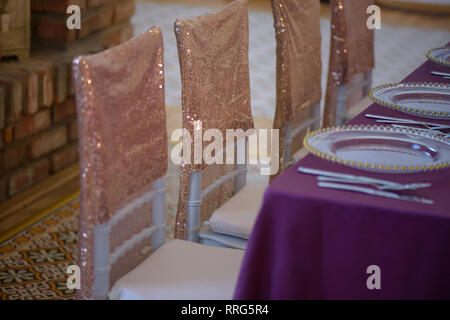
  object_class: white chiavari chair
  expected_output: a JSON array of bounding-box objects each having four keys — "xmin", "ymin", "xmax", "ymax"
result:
[
  {"xmin": 173, "ymin": 0, "xmax": 266, "ymax": 250},
  {"xmin": 323, "ymin": 0, "xmax": 375, "ymax": 127},
  {"xmin": 271, "ymin": 0, "xmax": 323, "ymax": 171},
  {"xmin": 74, "ymin": 27, "xmax": 243, "ymax": 300}
]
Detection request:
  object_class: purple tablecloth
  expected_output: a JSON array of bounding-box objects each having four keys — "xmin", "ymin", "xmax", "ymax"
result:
[{"xmin": 234, "ymin": 58, "xmax": 450, "ymax": 299}]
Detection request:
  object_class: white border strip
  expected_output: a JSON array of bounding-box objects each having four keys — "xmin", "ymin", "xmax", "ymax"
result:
[
  {"xmin": 109, "ymin": 187, "xmax": 166, "ymax": 228},
  {"xmin": 109, "ymin": 223, "xmax": 166, "ymax": 265}
]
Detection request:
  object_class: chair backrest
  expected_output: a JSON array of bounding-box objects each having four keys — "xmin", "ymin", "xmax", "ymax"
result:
[
  {"xmin": 73, "ymin": 27, "xmax": 168, "ymax": 299},
  {"xmin": 173, "ymin": 0, "xmax": 254, "ymax": 241},
  {"xmin": 323, "ymin": 0, "xmax": 375, "ymax": 126},
  {"xmin": 271, "ymin": 0, "xmax": 322, "ymax": 171}
]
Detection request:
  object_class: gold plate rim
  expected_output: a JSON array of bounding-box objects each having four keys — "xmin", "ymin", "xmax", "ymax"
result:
[
  {"xmin": 369, "ymin": 82, "xmax": 450, "ymax": 119},
  {"xmin": 303, "ymin": 124, "xmax": 450, "ymax": 173},
  {"xmin": 426, "ymin": 47, "xmax": 450, "ymax": 67}
]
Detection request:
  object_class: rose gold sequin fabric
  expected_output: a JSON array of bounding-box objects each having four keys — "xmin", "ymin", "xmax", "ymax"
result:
[
  {"xmin": 173, "ymin": 0, "xmax": 254, "ymax": 239},
  {"xmin": 271, "ymin": 0, "xmax": 322, "ymax": 129},
  {"xmin": 323, "ymin": 0, "xmax": 375, "ymax": 126},
  {"xmin": 270, "ymin": 0, "xmax": 321, "ymax": 175},
  {"xmin": 73, "ymin": 26, "xmax": 167, "ymax": 299}
]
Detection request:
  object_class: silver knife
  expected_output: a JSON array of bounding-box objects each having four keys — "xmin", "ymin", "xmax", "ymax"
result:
[
  {"xmin": 431, "ymin": 71, "xmax": 450, "ymax": 77},
  {"xmin": 316, "ymin": 176, "xmax": 431, "ymax": 191},
  {"xmin": 365, "ymin": 114, "xmax": 450, "ymax": 130},
  {"xmin": 318, "ymin": 182, "xmax": 434, "ymax": 205}
]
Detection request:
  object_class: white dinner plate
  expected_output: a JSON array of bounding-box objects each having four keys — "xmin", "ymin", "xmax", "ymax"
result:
[
  {"xmin": 304, "ymin": 125, "xmax": 450, "ymax": 173},
  {"xmin": 369, "ymin": 82, "xmax": 450, "ymax": 119}
]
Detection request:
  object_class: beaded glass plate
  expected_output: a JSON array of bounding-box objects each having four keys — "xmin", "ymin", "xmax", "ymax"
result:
[
  {"xmin": 304, "ymin": 125, "xmax": 450, "ymax": 173},
  {"xmin": 370, "ymin": 82, "xmax": 450, "ymax": 119},
  {"xmin": 426, "ymin": 46, "xmax": 450, "ymax": 67}
]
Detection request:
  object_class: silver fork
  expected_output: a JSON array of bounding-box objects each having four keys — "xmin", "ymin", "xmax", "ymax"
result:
[{"xmin": 298, "ymin": 166, "xmax": 431, "ymax": 191}]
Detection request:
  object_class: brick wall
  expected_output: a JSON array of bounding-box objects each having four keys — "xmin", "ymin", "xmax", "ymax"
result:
[
  {"xmin": 0, "ymin": 59, "xmax": 80, "ymax": 200},
  {"xmin": 31, "ymin": 0, "xmax": 135, "ymax": 50},
  {"xmin": 0, "ymin": 0, "xmax": 135, "ymax": 202}
]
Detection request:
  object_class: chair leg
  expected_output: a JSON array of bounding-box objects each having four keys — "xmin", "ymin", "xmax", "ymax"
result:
[
  {"xmin": 93, "ymin": 223, "xmax": 110, "ymax": 300},
  {"xmin": 233, "ymin": 138, "xmax": 247, "ymax": 194},
  {"xmin": 283, "ymin": 124, "xmax": 292, "ymax": 169},
  {"xmin": 335, "ymin": 85, "xmax": 348, "ymax": 126},
  {"xmin": 311, "ymin": 102, "xmax": 321, "ymax": 130},
  {"xmin": 187, "ymin": 171, "xmax": 202, "ymax": 242},
  {"xmin": 323, "ymin": 82, "xmax": 337, "ymax": 127},
  {"xmin": 151, "ymin": 177, "xmax": 166, "ymax": 250},
  {"xmin": 364, "ymin": 70, "xmax": 373, "ymax": 96}
]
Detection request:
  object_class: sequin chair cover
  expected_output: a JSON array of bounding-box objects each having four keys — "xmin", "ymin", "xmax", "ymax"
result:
[
  {"xmin": 73, "ymin": 27, "xmax": 167, "ymax": 299},
  {"xmin": 173, "ymin": 0, "xmax": 254, "ymax": 240},
  {"xmin": 271, "ymin": 0, "xmax": 322, "ymax": 174},
  {"xmin": 323, "ymin": 0, "xmax": 375, "ymax": 127}
]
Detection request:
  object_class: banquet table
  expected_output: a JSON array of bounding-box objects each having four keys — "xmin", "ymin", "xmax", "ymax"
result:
[{"xmin": 234, "ymin": 53, "xmax": 450, "ymax": 299}]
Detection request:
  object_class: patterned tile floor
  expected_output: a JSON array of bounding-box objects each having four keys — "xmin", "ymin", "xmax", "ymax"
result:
[{"xmin": 0, "ymin": 201, "xmax": 79, "ymax": 300}]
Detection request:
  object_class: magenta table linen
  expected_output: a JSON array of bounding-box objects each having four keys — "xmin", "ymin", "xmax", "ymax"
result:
[{"xmin": 234, "ymin": 58, "xmax": 450, "ymax": 299}]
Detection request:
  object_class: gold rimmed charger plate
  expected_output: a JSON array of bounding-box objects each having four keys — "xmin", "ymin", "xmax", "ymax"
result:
[
  {"xmin": 304, "ymin": 125, "xmax": 450, "ymax": 173},
  {"xmin": 426, "ymin": 46, "xmax": 450, "ymax": 67},
  {"xmin": 369, "ymin": 82, "xmax": 450, "ymax": 120}
]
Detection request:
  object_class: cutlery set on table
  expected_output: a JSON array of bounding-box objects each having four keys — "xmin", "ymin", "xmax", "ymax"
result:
[
  {"xmin": 298, "ymin": 46, "xmax": 450, "ymax": 204},
  {"xmin": 431, "ymin": 71, "xmax": 450, "ymax": 80},
  {"xmin": 298, "ymin": 167, "xmax": 433, "ymax": 204}
]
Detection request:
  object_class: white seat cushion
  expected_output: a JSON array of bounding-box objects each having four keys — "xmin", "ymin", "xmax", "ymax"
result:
[
  {"xmin": 109, "ymin": 239, "xmax": 244, "ymax": 300},
  {"xmin": 199, "ymin": 225, "xmax": 247, "ymax": 250},
  {"xmin": 209, "ymin": 182, "xmax": 267, "ymax": 239}
]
